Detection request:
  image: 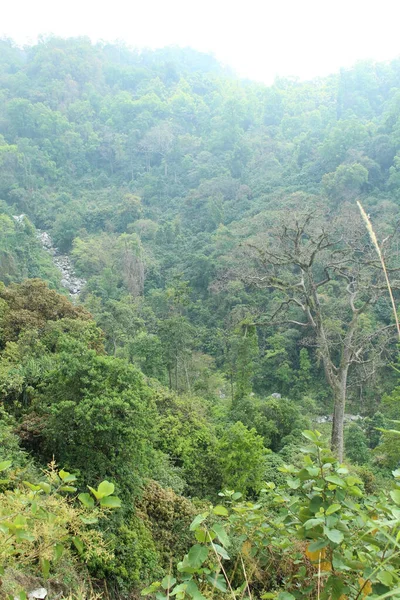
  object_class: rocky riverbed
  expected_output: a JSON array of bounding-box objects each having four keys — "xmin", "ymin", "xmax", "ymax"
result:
[
  {"xmin": 37, "ymin": 230, "xmax": 86, "ymax": 297},
  {"xmin": 13, "ymin": 215, "xmax": 86, "ymax": 297}
]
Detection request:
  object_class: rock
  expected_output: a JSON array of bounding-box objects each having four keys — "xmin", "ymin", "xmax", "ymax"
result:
[
  {"xmin": 36, "ymin": 229, "xmax": 86, "ymax": 298},
  {"xmin": 28, "ymin": 588, "xmax": 47, "ymax": 600}
]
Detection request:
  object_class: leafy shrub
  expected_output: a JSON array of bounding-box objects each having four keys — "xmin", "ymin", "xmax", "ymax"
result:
[{"xmin": 143, "ymin": 430, "xmax": 400, "ymax": 600}]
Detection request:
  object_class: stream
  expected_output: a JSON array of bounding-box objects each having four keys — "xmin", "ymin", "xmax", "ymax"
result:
[
  {"xmin": 38, "ymin": 230, "xmax": 86, "ymax": 297},
  {"xmin": 13, "ymin": 215, "xmax": 86, "ymax": 297}
]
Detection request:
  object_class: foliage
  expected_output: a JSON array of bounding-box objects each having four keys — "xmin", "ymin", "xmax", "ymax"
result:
[
  {"xmin": 344, "ymin": 424, "xmax": 371, "ymax": 465},
  {"xmin": 215, "ymin": 421, "xmax": 266, "ymax": 495},
  {"xmin": 0, "ymin": 459, "xmax": 120, "ymax": 597},
  {"xmin": 143, "ymin": 431, "xmax": 400, "ymax": 600}
]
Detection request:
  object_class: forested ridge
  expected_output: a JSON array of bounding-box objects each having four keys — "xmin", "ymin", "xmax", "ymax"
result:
[{"xmin": 1, "ymin": 37, "xmax": 400, "ymax": 600}]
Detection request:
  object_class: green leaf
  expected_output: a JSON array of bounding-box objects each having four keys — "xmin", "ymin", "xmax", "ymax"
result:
[
  {"xmin": 100, "ymin": 495, "xmax": 121, "ymax": 508},
  {"xmin": 187, "ymin": 544, "xmax": 208, "ymax": 568},
  {"xmin": 309, "ymin": 495, "xmax": 323, "ymax": 513},
  {"xmin": 212, "ymin": 523, "xmax": 230, "ymax": 548},
  {"xmin": 141, "ymin": 582, "xmax": 161, "ymax": 595},
  {"xmin": 304, "ymin": 518, "xmax": 324, "ymax": 530},
  {"xmin": 170, "ymin": 584, "xmax": 188, "ymax": 596},
  {"xmin": 23, "ymin": 481, "xmax": 41, "ymax": 491},
  {"xmin": 79, "ymin": 516, "xmax": 98, "ymax": 524},
  {"xmin": 190, "ymin": 513, "xmax": 208, "ymax": 531},
  {"xmin": 213, "ymin": 543, "xmax": 230, "ymax": 560},
  {"xmin": 377, "ymin": 571, "xmax": 393, "ymax": 586},
  {"xmin": 325, "ymin": 528, "xmax": 344, "ymax": 544},
  {"xmin": 278, "ymin": 593, "xmax": 296, "ymax": 600},
  {"xmin": 39, "ymin": 482, "xmax": 51, "ymax": 494},
  {"xmin": 41, "ymin": 558, "xmax": 50, "ymax": 579},
  {"xmin": 325, "ymin": 475, "xmax": 346, "ymax": 487},
  {"xmin": 326, "ymin": 574, "xmax": 345, "ymax": 600},
  {"xmin": 59, "ymin": 470, "xmax": 77, "ymax": 483},
  {"xmin": 0, "ymin": 460, "xmax": 12, "ymax": 471},
  {"xmin": 78, "ymin": 493, "xmax": 94, "ymax": 509},
  {"xmin": 88, "ymin": 485, "xmax": 101, "ymax": 500},
  {"xmin": 326, "ymin": 503, "xmax": 341, "ymax": 515},
  {"xmin": 390, "ymin": 489, "xmax": 400, "ymax": 505},
  {"xmin": 98, "ymin": 480, "xmax": 115, "ymax": 498},
  {"xmin": 232, "ymin": 492, "xmax": 242, "ymax": 500},
  {"xmin": 206, "ymin": 574, "xmax": 227, "ymax": 592},
  {"xmin": 161, "ymin": 575, "xmax": 176, "ymax": 590},
  {"xmin": 73, "ymin": 536, "xmax": 84, "ymax": 554},
  {"xmin": 212, "ymin": 505, "xmax": 228, "ymax": 516},
  {"xmin": 60, "ymin": 485, "xmax": 77, "ymax": 492},
  {"xmin": 302, "ymin": 430, "xmax": 319, "ymax": 443},
  {"xmin": 307, "ymin": 539, "xmax": 329, "ymax": 552},
  {"xmin": 195, "ymin": 529, "xmax": 207, "ymax": 543},
  {"xmin": 185, "ymin": 580, "xmax": 206, "ymax": 600},
  {"xmin": 53, "ymin": 542, "xmax": 64, "ymax": 561}
]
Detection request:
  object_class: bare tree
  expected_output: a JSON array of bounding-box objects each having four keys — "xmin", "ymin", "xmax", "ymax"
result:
[{"xmin": 242, "ymin": 203, "xmax": 399, "ymax": 460}]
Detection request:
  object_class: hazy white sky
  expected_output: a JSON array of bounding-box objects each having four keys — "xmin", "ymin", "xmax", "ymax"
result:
[{"xmin": 3, "ymin": 0, "xmax": 400, "ymax": 83}]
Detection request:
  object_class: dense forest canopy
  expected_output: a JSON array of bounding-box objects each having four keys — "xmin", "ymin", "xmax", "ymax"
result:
[{"xmin": 1, "ymin": 36, "xmax": 400, "ymax": 600}]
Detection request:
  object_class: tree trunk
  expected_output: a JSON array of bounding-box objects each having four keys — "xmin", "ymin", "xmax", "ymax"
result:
[{"xmin": 330, "ymin": 373, "xmax": 347, "ymax": 462}]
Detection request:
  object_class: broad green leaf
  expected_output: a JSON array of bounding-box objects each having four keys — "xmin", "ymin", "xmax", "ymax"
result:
[
  {"xmin": 390, "ymin": 489, "xmax": 400, "ymax": 505},
  {"xmin": 195, "ymin": 529, "xmax": 207, "ymax": 543},
  {"xmin": 325, "ymin": 528, "xmax": 344, "ymax": 544},
  {"xmin": 307, "ymin": 539, "xmax": 329, "ymax": 552},
  {"xmin": 39, "ymin": 482, "xmax": 51, "ymax": 494},
  {"xmin": 325, "ymin": 475, "xmax": 346, "ymax": 487},
  {"xmin": 98, "ymin": 480, "xmax": 115, "ymax": 498},
  {"xmin": 185, "ymin": 580, "xmax": 206, "ymax": 600},
  {"xmin": 232, "ymin": 492, "xmax": 242, "ymax": 500},
  {"xmin": 304, "ymin": 518, "xmax": 324, "ymax": 529},
  {"xmin": 161, "ymin": 575, "xmax": 176, "ymax": 590},
  {"xmin": 141, "ymin": 582, "xmax": 161, "ymax": 595},
  {"xmin": 278, "ymin": 593, "xmax": 296, "ymax": 600},
  {"xmin": 190, "ymin": 513, "xmax": 208, "ymax": 531},
  {"xmin": 60, "ymin": 485, "xmax": 77, "ymax": 492},
  {"xmin": 187, "ymin": 544, "xmax": 208, "ymax": 568},
  {"xmin": 213, "ymin": 543, "xmax": 230, "ymax": 560},
  {"xmin": 59, "ymin": 470, "xmax": 77, "ymax": 483},
  {"xmin": 170, "ymin": 584, "xmax": 188, "ymax": 596},
  {"xmin": 100, "ymin": 495, "xmax": 121, "ymax": 508},
  {"xmin": 309, "ymin": 495, "xmax": 323, "ymax": 513},
  {"xmin": 212, "ymin": 523, "xmax": 230, "ymax": 548},
  {"xmin": 377, "ymin": 571, "xmax": 393, "ymax": 586},
  {"xmin": 206, "ymin": 573, "xmax": 227, "ymax": 592},
  {"xmin": 78, "ymin": 493, "xmax": 94, "ymax": 509},
  {"xmin": 326, "ymin": 503, "xmax": 341, "ymax": 515},
  {"xmin": 212, "ymin": 505, "xmax": 228, "ymax": 516},
  {"xmin": 23, "ymin": 481, "xmax": 41, "ymax": 491},
  {"xmin": 88, "ymin": 485, "xmax": 101, "ymax": 500},
  {"xmin": 302, "ymin": 430, "xmax": 319, "ymax": 443},
  {"xmin": 0, "ymin": 460, "xmax": 12, "ymax": 471}
]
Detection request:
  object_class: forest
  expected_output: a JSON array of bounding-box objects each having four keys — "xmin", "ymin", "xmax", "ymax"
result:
[{"xmin": 0, "ymin": 36, "xmax": 400, "ymax": 600}]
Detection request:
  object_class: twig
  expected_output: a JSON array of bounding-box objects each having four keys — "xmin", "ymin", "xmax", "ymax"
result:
[{"xmin": 357, "ymin": 201, "xmax": 400, "ymax": 341}]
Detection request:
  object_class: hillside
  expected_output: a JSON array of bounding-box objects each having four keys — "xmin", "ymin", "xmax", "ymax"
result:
[{"xmin": 0, "ymin": 37, "xmax": 400, "ymax": 600}]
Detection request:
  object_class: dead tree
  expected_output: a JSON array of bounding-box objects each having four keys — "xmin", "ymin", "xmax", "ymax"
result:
[{"xmin": 243, "ymin": 204, "xmax": 399, "ymax": 461}]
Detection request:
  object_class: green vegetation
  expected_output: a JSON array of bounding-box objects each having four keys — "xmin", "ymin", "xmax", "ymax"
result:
[{"xmin": 0, "ymin": 37, "xmax": 400, "ymax": 598}]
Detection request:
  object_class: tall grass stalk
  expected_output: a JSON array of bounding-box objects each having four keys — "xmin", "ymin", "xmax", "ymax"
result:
[{"xmin": 356, "ymin": 200, "xmax": 400, "ymax": 341}]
